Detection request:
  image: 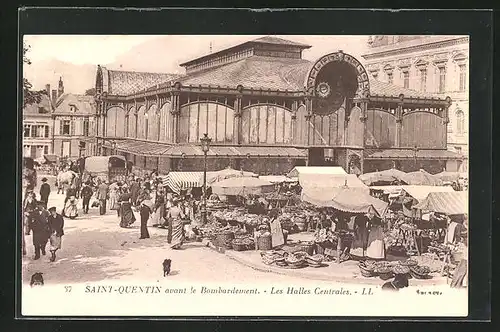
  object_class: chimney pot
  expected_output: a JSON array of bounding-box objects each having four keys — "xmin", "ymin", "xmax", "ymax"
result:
[{"xmin": 51, "ymin": 89, "xmax": 58, "ymax": 105}]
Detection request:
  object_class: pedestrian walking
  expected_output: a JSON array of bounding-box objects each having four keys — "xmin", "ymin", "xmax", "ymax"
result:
[
  {"xmin": 47, "ymin": 206, "xmax": 64, "ymax": 262},
  {"xmin": 39, "ymin": 177, "xmax": 51, "ymax": 208},
  {"xmin": 139, "ymin": 200, "xmax": 153, "ymax": 239},
  {"xmin": 166, "ymin": 199, "xmax": 185, "ymax": 249},
  {"xmin": 118, "ymin": 188, "xmax": 136, "ymax": 228},
  {"xmin": 29, "ymin": 202, "xmax": 50, "ymax": 260},
  {"xmin": 23, "ymin": 191, "xmax": 37, "ymax": 235},
  {"xmin": 80, "ymin": 181, "xmax": 93, "ymax": 214},
  {"xmin": 63, "ymin": 195, "xmax": 79, "ymax": 219},
  {"xmin": 129, "ymin": 178, "xmax": 140, "ymax": 207},
  {"xmin": 96, "ymin": 180, "xmax": 109, "ymax": 215}
]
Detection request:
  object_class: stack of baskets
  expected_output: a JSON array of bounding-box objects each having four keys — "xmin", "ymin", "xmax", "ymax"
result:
[
  {"xmin": 256, "ymin": 234, "xmax": 272, "ymax": 250},
  {"xmin": 284, "ymin": 241, "xmax": 315, "ymax": 255}
]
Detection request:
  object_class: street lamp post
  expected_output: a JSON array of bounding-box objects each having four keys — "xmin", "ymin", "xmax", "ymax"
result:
[
  {"xmin": 413, "ymin": 145, "xmax": 419, "ymax": 170},
  {"xmin": 200, "ymin": 133, "xmax": 212, "ymax": 224}
]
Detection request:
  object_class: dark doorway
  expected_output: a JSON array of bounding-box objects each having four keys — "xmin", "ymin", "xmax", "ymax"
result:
[{"xmin": 308, "ymin": 148, "xmax": 325, "ymax": 166}]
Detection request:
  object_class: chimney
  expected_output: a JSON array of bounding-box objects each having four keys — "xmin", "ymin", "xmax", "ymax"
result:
[
  {"xmin": 45, "ymin": 84, "xmax": 50, "ymax": 96},
  {"xmin": 51, "ymin": 89, "xmax": 57, "ymax": 105}
]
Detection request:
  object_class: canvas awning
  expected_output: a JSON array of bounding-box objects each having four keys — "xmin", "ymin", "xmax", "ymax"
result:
[
  {"xmin": 434, "ymin": 171, "xmax": 468, "ymax": 182},
  {"xmin": 299, "ymin": 174, "xmax": 369, "ymax": 195},
  {"xmin": 364, "ymin": 148, "xmax": 463, "ymax": 160},
  {"xmin": 359, "ymin": 168, "xmax": 409, "ymax": 186},
  {"xmin": 211, "ymin": 177, "xmax": 275, "ymax": 196},
  {"xmin": 161, "ymin": 172, "xmax": 203, "ymax": 194},
  {"xmin": 301, "ymin": 187, "xmax": 388, "ymax": 216},
  {"xmin": 43, "ymin": 154, "xmax": 59, "ymax": 163},
  {"xmin": 287, "ymin": 166, "xmax": 347, "ymax": 178},
  {"xmin": 202, "ymin": 167, "xmax": 258, "ymax": 185},
  {"xmin": 259, "ymin": 175, "xmax": 298, "ymax": 184},
  {"xmin": 404, "ymin": 169, "xmax": 444, "ymax": 186},
  {"xmin": 167, "ymin": 145, "xmax": 308, "ymax": 159},
  {"xmin": 372, "ymin": 185, "xmax": 455, "ymax": 202},
  {"xmin": 413, "ymin": 191, "xmax": 468, "ymax": 215}
]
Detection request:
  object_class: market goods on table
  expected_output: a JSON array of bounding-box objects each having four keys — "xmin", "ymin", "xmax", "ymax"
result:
[{"xmin": 409, "ymin": 265, "xmax": 431, "ymax": 279}]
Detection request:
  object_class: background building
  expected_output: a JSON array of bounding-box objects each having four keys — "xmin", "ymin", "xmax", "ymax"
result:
[
  {"xmin": 52, "ymin": 83, "xmax": 97, "ymax": 158},
  {"xmin": 361, "ymin": 35, "xmax": 469, "ymax": 171},
  {"xmin": 23, "ymin": 92, "xmax": 54, "ymax": 159}
]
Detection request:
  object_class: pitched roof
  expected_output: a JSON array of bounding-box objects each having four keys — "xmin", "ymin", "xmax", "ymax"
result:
[
  {"xmin": 54, "ymin": 94, "xmax": 96, "ymax": 115},
  {"xmin": 178, "ymin": 56, "xmax": 310, "ymax": 91},
  {"xmin": 103, "ymin": 67, "xmax": 183, "ymax": 96},
  {"xmin": 368, "ymin": 77, "xmax": 440, "ymax": 99},
  {"xmin": 23, "ymin": 93, "xmax": 53, "ymax": 116}
]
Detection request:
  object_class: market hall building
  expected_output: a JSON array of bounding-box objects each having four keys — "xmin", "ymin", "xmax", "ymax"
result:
[{"xmin": 92, "ymin": 36, "xmax": 462, "ymax": 175}]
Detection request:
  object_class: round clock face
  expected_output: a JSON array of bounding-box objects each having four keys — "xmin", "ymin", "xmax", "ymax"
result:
[{"xmin": 316, "ymin": 82, "xmax": 331, "ymax": 98}]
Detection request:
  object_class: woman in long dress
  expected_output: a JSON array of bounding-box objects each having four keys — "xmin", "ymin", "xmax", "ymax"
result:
[
  {"xmin": 167, "ymin": 199, "xmax": 185, "ymax": 249},
  {"xmin": 351, "ymin": 214, "xmax": 369, "ymax": 258},
  {"xmin": 118, "ymin": 188, "xmax": 136, "ymax": 228},
  {"xmin": 365, "ymin": 211, "xmax": 385, "ymax": 260}
]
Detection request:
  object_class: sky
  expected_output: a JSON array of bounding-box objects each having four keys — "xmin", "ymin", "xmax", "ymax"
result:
[{"xmin": 23, "ymin": 35, "xmax": 370, "ymax": 94}]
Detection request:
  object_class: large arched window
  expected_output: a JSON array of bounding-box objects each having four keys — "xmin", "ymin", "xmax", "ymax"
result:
[{"xmin": 456, "ymin": 110, "xmax": 464, "ymax": 134}]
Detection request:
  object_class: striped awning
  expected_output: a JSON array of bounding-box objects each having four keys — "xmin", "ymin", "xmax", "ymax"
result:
[
  {"xmin": 413, "ymin": 191, "xmax": 468, "ymax": 215},
  {"xmin": 161, "ymin": 172, "xmax": 203, "ymax": 194}
]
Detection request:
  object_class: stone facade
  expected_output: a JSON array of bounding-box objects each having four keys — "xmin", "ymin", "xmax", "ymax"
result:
[{"xmin": 362, "ymin": 36, "xmax": 469, "ymax": 171}]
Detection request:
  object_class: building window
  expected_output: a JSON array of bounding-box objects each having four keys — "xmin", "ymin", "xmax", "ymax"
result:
[
  {"xmin": 387, "ymin": 72, "xmax": 393, "ymax": 84},
  {"xmin": 83, "ymin": 117, "xmax": 89, "ymax": 136},
  {"xmin": 403, "ymin": 71, "xmax": 410, "ymax": 89},
  {"xmin": 145, "ymin": 117, "xmax": 149, "ymax": 139},
  {"xmin": 44, "ymin": 146, "xmax": 49, "ymax": 154},
  {"xmin": 24, "ymin": 125, "xmax": 30, "ymax": 137},
  {"xmin": 456, "ymin": 110, "xmax": 465, "ymax": 134},
  {"xmin": 44, "ymin": 126, "xmax": 49, "ymax": 138},
  {"xmin": 455, "ymin": 147, "xmax": 462, "ymax": 154},
  {"xmin": 420, "ymin": 68, "xmax": 427, "ymax": 92},
  {"xmin": 438, "ymin": 67, "xmax": 446, "ymax": 93},
  {"xmin": 459, "ymin": 64, "xmax": 467, "ymax": 91},
  {"xmin": 62, "ymin": 120, "xmax": 71, "ymax": 135}
]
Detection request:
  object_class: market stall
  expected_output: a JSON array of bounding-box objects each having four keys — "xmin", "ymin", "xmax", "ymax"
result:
[
  {"xmin": 211, "ymin": 177, "xmax": 275, "ymax": 196},
  {"xmin": 299, "ymin": 174, "xmax": 369, "ymax": 195}
]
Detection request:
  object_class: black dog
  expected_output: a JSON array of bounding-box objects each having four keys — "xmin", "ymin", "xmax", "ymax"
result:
[
  {"xmin": 30, "ymin": 272, "xmax": 44, "ymax": 287},
  {"xmin": 382, "ymin": 274, "xmax": 409, "ymax": 291},
  {"xmin": 162, "ymin": 259, "xmax": 172, "ymax": 276}
]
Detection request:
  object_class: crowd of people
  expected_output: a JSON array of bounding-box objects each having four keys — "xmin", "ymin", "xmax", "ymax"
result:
[{"xmin": 22, "ymin": 170, "xmax": 205, "ymax": 263}]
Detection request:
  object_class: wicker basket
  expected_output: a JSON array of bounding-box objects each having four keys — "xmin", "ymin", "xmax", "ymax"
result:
[
  {"xmin": 409, "ymin": 266, "xmax": 431, "ymax": 279},
  {"xmin": 257, "ymin": 235, "xmax": 272, "ymax": 250},
  {"xmin": 359, "ymin": 262, "xmax": 377, "ymax": 277},
  {"xmin": 376, "ymin": 268, "xmax": 394, "ymax": 280},
  {"xmin": 232, "ymin": 242, "xmax": 248, "ymax": 251},
  {"xmin": 215, "ymin": 232, "xmax": 235, "ymax": 249}
]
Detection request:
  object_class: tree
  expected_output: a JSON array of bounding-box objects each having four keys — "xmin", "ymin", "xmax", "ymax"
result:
[
  {"xmin": 85, "ymin": 88, "xmax": 96, "ymax": 96},
  {"xmin": 23, "ymin": 43, "xmax": 45, "ymax": 108}
]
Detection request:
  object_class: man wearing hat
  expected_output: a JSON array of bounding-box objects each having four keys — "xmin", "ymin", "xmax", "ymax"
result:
[
  {"xmin": 80, "ymin": 181, "xmax": 94, "ymax": 214},
  {"xmin": 29, "ymin": 201, "xmax": 50, "ymax": 260},
  {"xmin": 47, "ymin": 206, "xmax": 64, "ymax": 262},
  {"xmin": 39, "ymin": 177, "xmax": 51, "ymax": 208}
]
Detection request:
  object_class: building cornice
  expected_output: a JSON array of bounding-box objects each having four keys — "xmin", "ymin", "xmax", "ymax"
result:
[{"xmin": 362, "ymin": 37, "xmax": 469, "ymax": 61}]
